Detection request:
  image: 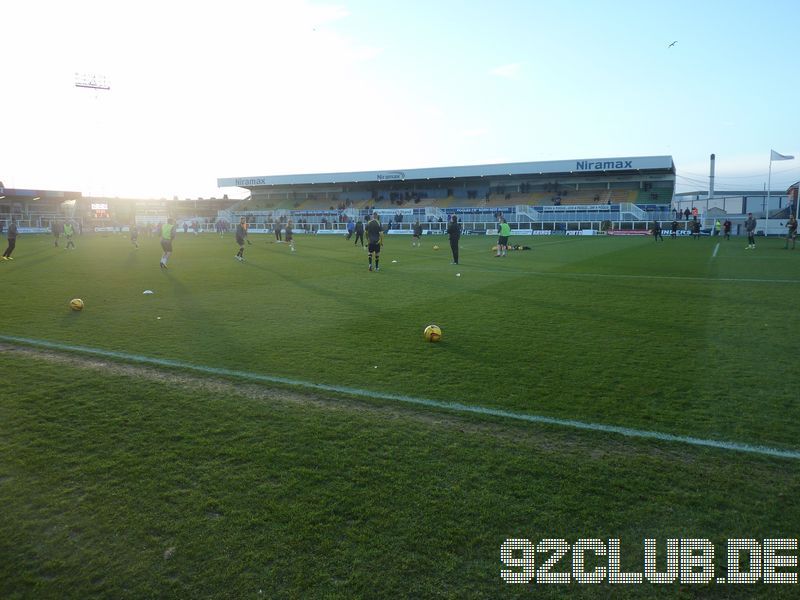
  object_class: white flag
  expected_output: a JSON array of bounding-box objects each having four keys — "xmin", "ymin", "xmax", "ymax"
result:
[{"xmin": 771, "ymin": 150, "xmax": 794, "ymax": 161}]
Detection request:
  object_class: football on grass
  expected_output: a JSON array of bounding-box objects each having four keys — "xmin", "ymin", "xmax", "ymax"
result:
[
  {"xmin": 70, "ymin": 298, "xmax": 84, "ymax": 311},
  {"xmin": 424, "ymin": 324, "xmax": 442, "ymax": 342}
]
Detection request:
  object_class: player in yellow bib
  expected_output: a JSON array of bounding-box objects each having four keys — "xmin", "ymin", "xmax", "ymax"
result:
[
  {"xmin": 496, "ymin": 217, "xmax": 511, "ymax": 257},
  {"xmin": 160, "ymin": 218, "xmax": 176, "ymax": 269}
]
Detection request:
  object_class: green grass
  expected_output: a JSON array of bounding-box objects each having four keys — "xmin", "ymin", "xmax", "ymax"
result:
[
  {"xmin": 2, "ymin": 231, "xmax": 800, "ymax": 597},
  {"xmin": 3, "ymin": 354, "xmax": 800, "ymax": 598},
  {"xmin": 2, "ymin": 232, "xmax": 799, "ymax": 447}
]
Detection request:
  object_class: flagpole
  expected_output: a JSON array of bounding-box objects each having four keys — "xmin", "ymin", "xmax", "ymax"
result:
[{"xmin": 766, "ymin": 157, "xmax": 772, "ymax": 237}]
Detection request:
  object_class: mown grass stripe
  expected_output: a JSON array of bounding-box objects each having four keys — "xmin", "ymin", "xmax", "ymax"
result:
[{"xmin": 3, "ymin": 333, "xmax": 800, "ymax": 461}]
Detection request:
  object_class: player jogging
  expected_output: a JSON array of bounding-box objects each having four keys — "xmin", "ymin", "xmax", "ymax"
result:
[
  {"xmin": 63, "ymin": 222, "xmax": 76, "ymax": 249},
  {"xmin": 354, "ymin": 217, "xmax": 365, "ymax": 248},
  {"xmin": 160, "ymin": 218, "xmax": 176, "ymax": 269},
  {"xmin": 496, "ymin": 216, "xmax": 511, "ymax": 256},
  {"xmin": 785, "ymin": 215, "xmax": 797, "ymax": 250},
  {"xmin": 235, "ymin": 217, "xmax": 247, "ymax": 261},
  {"xmin": 366, "ymin": 212, "xmax": 382, "ymax": 271},
  {"xmin": 652, "ymin": 220, "xmax": 663, "ymax": 241},
  {"xmin": 412, "ymin": 220, "xmax": 422, "ymax": 247},
  {"xmin": 2, "ymin": 220, "xmax": 18, "ymax": 261},
  {"xmin": 285, "ymin": 219, "xmax": 295, "ymax": 252}
]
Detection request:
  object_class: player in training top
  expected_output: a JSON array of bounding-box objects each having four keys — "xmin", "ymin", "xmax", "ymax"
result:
[
  {"xmin": 285, "ymin": 219, "xmax": 295, "ymax": 252},
  {"xmin": 235, "ymin": 217, "xmax": 247, "ymax": 261},
  {"xmin": 354, "ymin": 217, "xmax": 365, "ymax": 248},
  {"xmin": 366, "ymin": 212, "xmax": 382, "ymax": 271},
  {"xmin": 160, "ymin": 218, "xmax": 176, "ymax": 269},
  {"xmin": 2, "ymin": 220, "xmax": 18, "ymax": 261},
  {"xmin": 651, "ymin": 220, "xmax": 663, "ymax": 241},
  {"xmin": 496, "ymin": 216, "xmax": 511, "ymax": 256},
  {"xmin": 52, "ymin": 220, "xmax": 62, "ymax": 247},
  {"xmin": 744, "ymin": 213, "xmax": 756, "ymax": 249},
  {"xmin": 447, "ymin": 215, "xmax": 461, "ymax": 264},
  {"xmin": 412, "ymin": 220, "xmax": 423, "ymax": 247},
  {"xmin": 63, "ymin": 221, "xmax": 76, "ymax": 249},
  {"xmin": 785, "ymin": 214, "xmax": 797, "ymax": 250}
]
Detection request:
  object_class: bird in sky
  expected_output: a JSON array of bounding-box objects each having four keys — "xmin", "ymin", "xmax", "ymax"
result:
[{"xmin": 668, "ymin": 41, "xmax": 677, "ymax": 48}]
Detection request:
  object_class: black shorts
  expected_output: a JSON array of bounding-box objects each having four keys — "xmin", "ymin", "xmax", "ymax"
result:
[
  {"xmin": 368, "ymin": 242, "xmax": 381, "ymax": 253},
  {"xmin": 160, "ymin": 239, "xmax": 173, "ymax": 252},
  {"xmin": 285, "ymin": 233, "xmax": 293, "ymax": 242},
  {"xmin": 498, "ymin": 236, "xmax": 509, "ymax": 246},
  {"xmin": 236, "ymin": 237, "xmax": 245, "ymax": 246}
]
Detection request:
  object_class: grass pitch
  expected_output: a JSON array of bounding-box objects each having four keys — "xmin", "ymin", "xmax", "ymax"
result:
[{"xmin": 1, "ymin": 231, "xmax": 800, "ymax": 597}]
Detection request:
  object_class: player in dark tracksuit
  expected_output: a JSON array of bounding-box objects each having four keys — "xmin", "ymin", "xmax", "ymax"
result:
[
  {"xmin": 366, "ymin": 213, "xmax": 382, "ymax": 271},
  {"xmin": 447, "ymin": 215, "xmax": 461, "ymax": 264},
  {"xmin": 744, "ymin": 213, "xmax": 756, "ymax": 249},
  {"xmin": 52, "ymin": 221, "xmax": 63, "ymax": 247},
  {"xmin": 2, "ymin": 221, "xmax": 18, "ymax": 260},
  {"xmin": 235, "ymin": 217, "xmax": 247, "ymax": 261},
  {"xmin": 354, "ymin": 218, "xmax": 365, "ymax": 248},
  {"xmin": 652, "ymin": 220, "xmax": 663, "ymax": 241},
  {"xmin": 785, "ymin": 215, "xmax": 797, "ymax": 250}
]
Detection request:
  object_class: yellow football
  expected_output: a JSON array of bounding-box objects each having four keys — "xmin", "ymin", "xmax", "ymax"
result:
[
  {"xmin": 70, "ymin": 298, "xmax": 84, "ymax": 311},
  {"xmin": 424, "ymin": 324, "xmax": 442, "ymax": 342}
]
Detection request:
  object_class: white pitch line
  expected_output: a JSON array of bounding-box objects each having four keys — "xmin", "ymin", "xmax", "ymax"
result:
[
  {"xmin": 712, "ymin": 243, "xmax": 720, "ymax": 258},
  {"xmin": 3, "ymin": 334, "xmax": 800, "ymax": 461},
  {"xmin": 410, "ymin": 264, "xmax": 800, "ymax": 284}
]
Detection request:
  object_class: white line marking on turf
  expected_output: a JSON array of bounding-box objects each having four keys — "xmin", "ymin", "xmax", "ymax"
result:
[
  {"xmin": 414, "ymin": 265, "xmax": 799, "ymax": 284},
  {"xmin": 712, "ymin": 243, "xmax": 720, "ymax": 258},
  {"xmin": 3, "ymin": 333, "xmax": 800, "ymax": 461}
]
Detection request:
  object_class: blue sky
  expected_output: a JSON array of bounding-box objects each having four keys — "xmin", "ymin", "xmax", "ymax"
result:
[{"xmin": 2, "ymin": 0, "xmax": 798, "ymax": 198}]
